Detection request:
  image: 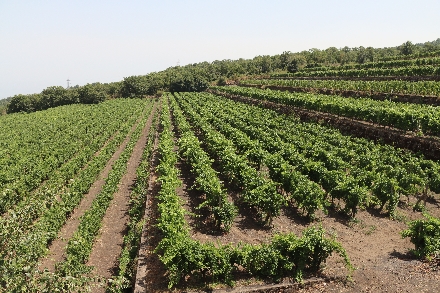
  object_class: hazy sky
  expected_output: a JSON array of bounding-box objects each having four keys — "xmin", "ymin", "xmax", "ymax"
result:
[{"xmin": 1, "ymin": 0, "xmax": 439, "ymax": 100}]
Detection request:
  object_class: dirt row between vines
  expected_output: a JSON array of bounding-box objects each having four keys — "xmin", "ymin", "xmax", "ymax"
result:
[
  {"xmin": 135, "ymin": 98, "xmax": 440, "ymax": 292},
  {"xmin": 208, "ymin": 89, "xmax": 440, "ymax": 161},
  {"xmin": 240, "ymin": 83, "xmax": 440, "ymax": 107},
  {"xmin": 133, "ymin": 108, "xmax": 167, "ymax": 293},
  {"xmin": 39, "ymin": 103, "xmax": 156, "ymax": 281},
  {"xmin": 86, "ymin": 102, "xmax": 158, "ymax": 292}
]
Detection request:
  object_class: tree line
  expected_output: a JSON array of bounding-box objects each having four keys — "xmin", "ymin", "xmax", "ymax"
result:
[{"xmin": 4, "ymin": 39, "xmax": 440, "ymax": 114}]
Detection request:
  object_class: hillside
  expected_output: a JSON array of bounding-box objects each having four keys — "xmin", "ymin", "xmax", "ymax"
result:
[{"xmin": 1, "ymin": 39, "xmax": 440, "ymax": 292}]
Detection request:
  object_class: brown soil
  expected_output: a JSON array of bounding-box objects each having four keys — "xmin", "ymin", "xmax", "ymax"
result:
[
  {"xmin": 133, "ymin": 100, "xmax": 440, "ymax": 292},
  {"xmin": 141, "ymin": 159, "xmax": 440, "ymax": 293},
  {"xmin": 240, "ymin": 83, "xmax": 440, "ymax": 107},
  {"xmin": 85, "ymin": 103, "xmax": 157, "ymax": 292},
  {"xmin": 39, "ymin": 107, "xmax": 150, "ymax": 272},
  {"xmin": 208, "ymin": 89, "xmax": 440, "ymax": 161},
  {"xmin": 133, "ymin": 112, "xmax": 170, "ymax": 293}
]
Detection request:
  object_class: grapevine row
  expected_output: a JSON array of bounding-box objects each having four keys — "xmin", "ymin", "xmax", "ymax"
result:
[
  {"xmin": 0, "ymin": 103, "xmax": 145, "ymax": 256},
  {"xmin": 0, "ymin": 100, "xmax": 148, "ymax": 255},
  {"xmin": 179, "ymin": 92, "xmax": 373, "ymax": 217},
  {"xmin": 185, "ymin": 92, "xmax": 440, "ymax": 216},
  {"xmin": 272, "ymin": 65, "xmax": 440, "ymax": 78},
  {"xmin": 0, "ymin": 99, "xmax": 152, "ymax": 291},
  {"xmin": 107, "ymin": 102, "xmax": 160, "ymax": 292},
  {"xmin": 377, "ymin": 50, "xmax": 440, "ymax": 61},
  {"xmin": 56, "ymin": 102, "xmax": 154, "ymax": 276},
  {"xmin": 168, "ymin": 94, "xmax": 285, "ymax": 224},
  {"xmin": 168, "ymin": 94, "xmax": 237, "ymax": 231},
  {"xmin": 241, "ymin": 79, "xmax": 440, "ymax": 98},
  {"xmin": 212, "ymin": 86, "xmax": 440, "ymax": 136},
  {"xmin": 155, "ymin": 97, "xmax": 352, "ymax": 288},
  {"xmin": 0, "ymin": 101, "xmax": 136, "ymax": 213},
  {"xmin": 175, "ymin": 92, "xmax": 326, "ymax": 219}
]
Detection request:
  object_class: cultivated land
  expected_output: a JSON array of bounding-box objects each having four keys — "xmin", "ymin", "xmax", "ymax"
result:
[{"xmin": 1, "ymin": 50, "xmax": 440, "ymax": 293}]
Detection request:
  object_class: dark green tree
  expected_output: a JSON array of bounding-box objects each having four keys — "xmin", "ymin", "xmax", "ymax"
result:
[
  {"xmin": 286, "ymin": 55, "xmax": 307, "ymax": 73},
  {"xmin": 77, "ymin": 83, "xmax": 107, "ymax": 104},
  {"xmin": 7, "ymin": 94, "xmax": 42, "ymax": 113},
  {"xmin": 40, "ymin": 86, "xmax": 70, "ymax": 109},
  {"xmin": 400, "ymin": 41, "xmax": 415, "ymax": 56}
]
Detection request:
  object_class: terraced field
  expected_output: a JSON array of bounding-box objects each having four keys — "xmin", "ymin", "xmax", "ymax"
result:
[{"xmin": 1, "ymin": 51, "xmax": 440, "ymax": 293}]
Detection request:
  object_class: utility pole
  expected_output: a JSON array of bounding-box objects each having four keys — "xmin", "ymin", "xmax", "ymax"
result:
[{"xmin": 67, "ymin": 79, "xmax": 70, "ymax": 89}]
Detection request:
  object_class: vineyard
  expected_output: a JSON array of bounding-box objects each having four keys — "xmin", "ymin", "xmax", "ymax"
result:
[{"xmin": 2, "ymin": 45, "xmax": 440, "ymax": 293}]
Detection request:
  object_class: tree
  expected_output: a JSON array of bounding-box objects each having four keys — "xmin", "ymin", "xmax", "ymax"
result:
[
  {"xmin": 308, "ymin": 48, "xmax": 325, "ymax": 64},
  {"xmin": 356, "ymin": 46, "xmax": 374, "ymax": 64},
  {"xmin": 40, "ymin": 86, "xmax": 69, "ymax": 109},
  {"xmin": 324, "ymin": 47, "xmax": 339, "ymax": 64},
  {"xmin": 120, "ymin": 75, "xmax": 160, "ymax": 97},
  {"xmin": 7, "ymin": 94, "xmax": 42, "ymax": 113},
  {"xmin": 167, "ymin": 67, "xmax": 209, "ymax": 93},
  {"xmin": 400, "ymin": 41, "xmax": 415, "ymax": 56},
  {"xmin": 286, "ymin": 55, "xmax": 307, "ymax": 73},
  {"xmin": 280, "ymin": 51, "xmax": 293, "ymax": 69},
  {"xmin": 77, "ymin": 83, "xmax": 107, "ymax": 104},
  {"xmin": 251, "ymin": 55, "xmax": 273, "ymax": 74}
]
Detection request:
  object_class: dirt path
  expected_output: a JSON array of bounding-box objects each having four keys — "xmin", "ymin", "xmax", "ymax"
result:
[
  {"xmin": 133, "ymin": 120, "xmax": 169, "ymax": 293},
  {"xmin": 86, "ymin": 103, "xmax": 157, "ymax": 291},
  {"xmin": 39, "ymin": 107, "xmax": 150, "ymax": 272}
]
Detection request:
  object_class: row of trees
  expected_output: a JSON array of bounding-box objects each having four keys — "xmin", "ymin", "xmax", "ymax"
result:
[
  {"xmin": 6, "ymin": 66, "xmax": 212, "ymax": 113},
  {"xmin": 7, "ymin": 83, "xmax": 117, "ymax": 114},
  {"xmin": 120, "ymin": 40, "xmax": 440, "ymax": 97},
  {"xmin": 5, "ymin": 39, "xmax": 440, "ymax": 114},
  {"xmin": 281, "ymin": 40, "xmax": 440, "ymax": 72}
]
